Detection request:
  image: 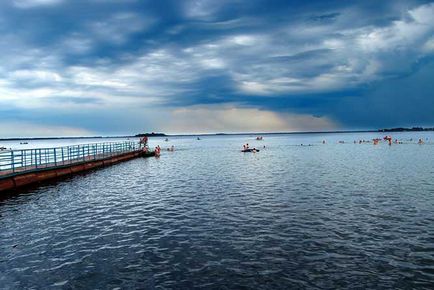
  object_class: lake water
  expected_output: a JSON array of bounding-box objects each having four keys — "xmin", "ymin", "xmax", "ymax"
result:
[{"xmin": 1, "ymin": 132, "xmax": 434, "ymax": 289}]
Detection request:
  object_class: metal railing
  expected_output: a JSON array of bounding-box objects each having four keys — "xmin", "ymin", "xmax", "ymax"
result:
[{"xmin": 0, "ymin": 141, "xmax": 141, "ymax": 175}]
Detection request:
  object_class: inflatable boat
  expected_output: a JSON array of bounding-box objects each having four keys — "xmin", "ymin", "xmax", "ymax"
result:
[{"xmin": 241, "ymin": 148, "xmax": 260, "ymax": 152}]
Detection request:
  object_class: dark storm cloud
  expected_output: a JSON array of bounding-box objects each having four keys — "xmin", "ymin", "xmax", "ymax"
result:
[{"xmin": 0, "ymin": 0, "xmax": 434, "ymax": 135}]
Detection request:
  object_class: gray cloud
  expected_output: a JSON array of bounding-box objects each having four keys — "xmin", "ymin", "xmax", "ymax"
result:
[{"xmin": 0, "ymin": 0, "xmax": 433, "ymax": 136}]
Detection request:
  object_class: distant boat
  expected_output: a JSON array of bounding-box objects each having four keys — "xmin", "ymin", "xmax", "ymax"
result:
[
  {"xmin": 197, "ymin": 137, "xmax": 201, "ymax": 140},
  {"xmin": 0, "ymin": 146, "xmax": 6, "ymax": 150},
  {"xmin": 256, "ymin": 136, "xmax": 263, "ymax": 140},
  {"xmin": 20, "ymin": 142, "xmax": 28, "ymax": 144},
  {"xmin": 165, "ymin": 138, "xmax": 169, "ymax": 142}
]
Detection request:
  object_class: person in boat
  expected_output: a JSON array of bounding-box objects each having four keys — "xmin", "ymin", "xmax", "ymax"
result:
[
  {"xmin": 246, "ymin": 143, "xmax": 249, "ymax": 149},
  {"xmin": 418, "ymin": 138, "xmax": 424, "ymax": 144},
  {"xmin": 243, "ymin": 144, "xmax": 246, "ymax": 150}
]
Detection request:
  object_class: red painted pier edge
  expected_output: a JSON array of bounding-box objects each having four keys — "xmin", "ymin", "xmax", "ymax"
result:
[{"xmin": 0, "ymin": 150, "xmax": 150, "ymax": 193}]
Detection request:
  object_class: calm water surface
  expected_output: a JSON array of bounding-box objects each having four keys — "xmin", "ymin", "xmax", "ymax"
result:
[{"xmin": 1, "ymin": 133, "xmax": 434, "ymax": 289}]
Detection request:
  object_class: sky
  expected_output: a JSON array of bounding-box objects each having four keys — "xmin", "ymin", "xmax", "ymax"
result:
[{"xmin": 0, "ymin": 0, "xmax": 433, "ymax": 137}]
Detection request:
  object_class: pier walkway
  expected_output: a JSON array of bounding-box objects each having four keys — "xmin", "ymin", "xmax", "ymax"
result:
[{"xmin": 0, "ymin": 141, "xmax": 152, "ymax": 192}]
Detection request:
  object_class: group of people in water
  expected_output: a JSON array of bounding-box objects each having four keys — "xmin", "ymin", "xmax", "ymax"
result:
[
  {"xmin": 140, "ymin": 134, "xmax": 429, "ymax": 158},
  {"xmin": 371, "ymin": 136, "xmax": 426, "ymax": 145},
  {"xmin": 332, "ymin": 136, "xmax": 428, "ymax": 146},
  {"xmin": 140, "ymin": 136, "xmax": 176, "ymax": 157},
  {"xmin": 152, "ymin": 145, "xmax": 175, "ymax": 156}
]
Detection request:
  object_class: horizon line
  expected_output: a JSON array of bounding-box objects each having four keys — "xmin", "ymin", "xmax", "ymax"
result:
[{"xmin": 2, "ymin": 127, "xmax": 434, "ymax": 141}]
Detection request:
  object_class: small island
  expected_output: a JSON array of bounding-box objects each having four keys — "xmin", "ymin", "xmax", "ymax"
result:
[{"xmin": 135, "ymin": 132, "xmax": 167, "ymax": 137}]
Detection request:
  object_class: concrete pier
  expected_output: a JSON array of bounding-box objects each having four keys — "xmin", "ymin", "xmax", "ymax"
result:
[{"xmin": 0, "ymin": 142, "xmax": 154, "ymax": 193}]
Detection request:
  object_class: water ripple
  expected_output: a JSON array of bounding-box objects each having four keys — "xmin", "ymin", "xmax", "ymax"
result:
[{"xmin": 1, "ymin": 134, "xmax": 434, "ymax": 289}]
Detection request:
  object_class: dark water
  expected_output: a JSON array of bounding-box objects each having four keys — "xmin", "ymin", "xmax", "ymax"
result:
[{"xmin": 1, "ymin": 133, "xmax": 434, "ymax": 289}]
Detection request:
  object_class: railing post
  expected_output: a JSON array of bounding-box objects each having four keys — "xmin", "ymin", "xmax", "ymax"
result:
[
  {"xmin": 54, "ymin": 148, "xmax": 57, "ymax": 166},
  {"xmin": 11, "ymin": 151, "xmax": 15, "ymax": 173}
]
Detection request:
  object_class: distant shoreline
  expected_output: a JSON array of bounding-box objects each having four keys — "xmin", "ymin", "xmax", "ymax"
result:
[
  {"xmin": 1, "ymin": 130, "xmax": 373, "ymax": 141},
  {"xmin": 1, "ymin": 127, "xmax": 433, "ymax": 141}
]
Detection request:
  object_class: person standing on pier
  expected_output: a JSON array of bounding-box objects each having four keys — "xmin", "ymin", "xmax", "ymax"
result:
[{"xmin": 139, "ymin": 136, "xmax": 148, "ymax": 147}]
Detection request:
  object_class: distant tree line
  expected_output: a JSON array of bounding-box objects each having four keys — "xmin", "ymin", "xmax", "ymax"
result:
[
  {"xmin": 379, "ymin": 127, "xmax": 434, "ymax": 132},
  {"xmin": 135, "ymin": 132, "xmax": 167, "ymax": 137}
]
